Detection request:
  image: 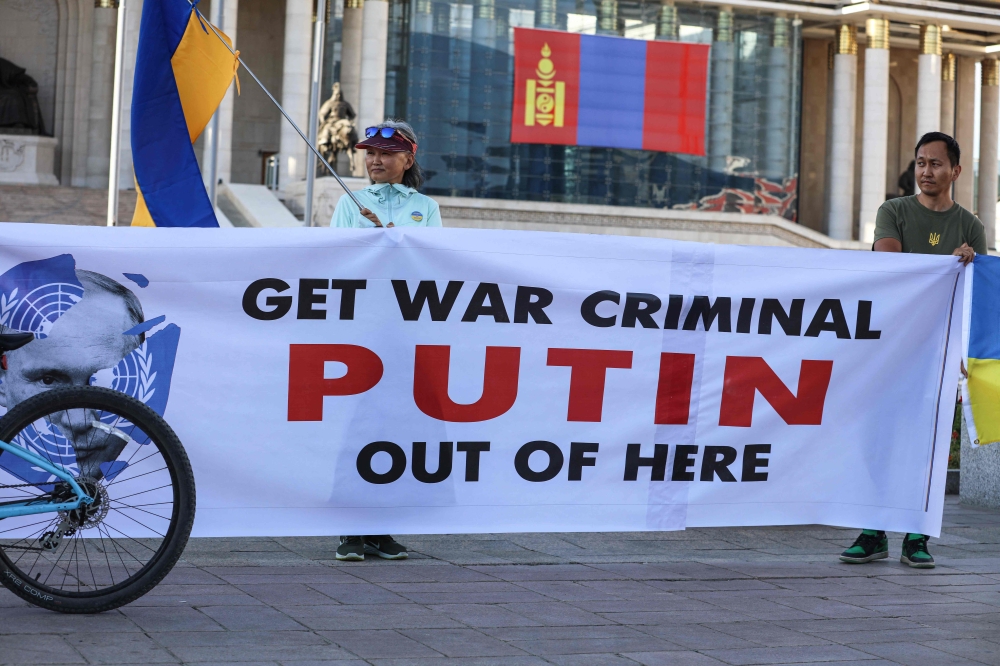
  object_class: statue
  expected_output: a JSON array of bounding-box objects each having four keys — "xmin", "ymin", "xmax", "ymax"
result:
[
  {"xmin": 316, "ymin": 82, "xmax": 358, "ymax": 175},
  {"xmin": 0, "ymin": 58, "xmax": 45, "ymax": 135}
]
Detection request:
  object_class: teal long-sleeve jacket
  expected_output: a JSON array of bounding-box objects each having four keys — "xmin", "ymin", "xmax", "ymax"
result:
[{"xmin": 330, "ymin": 183, "xmax": 442, "ymax": 228}]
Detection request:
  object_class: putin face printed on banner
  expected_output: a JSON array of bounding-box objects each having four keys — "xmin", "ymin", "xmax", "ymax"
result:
[{"xmin": 0, "ymin": 271, "xmax": 144, "ymax": 479}]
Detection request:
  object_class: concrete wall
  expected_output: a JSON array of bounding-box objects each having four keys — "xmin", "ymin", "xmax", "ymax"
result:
[
  {"xmin": 0, "ymin": 0, "xmax": 59, "ymax": 135},
  {"xmin": 231, "ymin": 0, "xmax": 285, "ymax": 185}
]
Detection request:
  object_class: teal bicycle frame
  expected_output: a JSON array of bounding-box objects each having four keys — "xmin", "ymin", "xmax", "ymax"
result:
[{"xmin": 0, "ymin": 440, "xmax": 93, "ymax": 520}]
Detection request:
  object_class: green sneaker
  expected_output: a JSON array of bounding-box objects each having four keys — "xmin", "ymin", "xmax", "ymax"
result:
[
  {"xmin": 336, "ymin": 536, "xmax": 365, "ymax": 561},
  {"xmin": 840, "ymin": 530, "xmax": 888, "ymax": 563},
  {"xmin": 900, "ymin": 534, "xmax": 935, "ymax": 568}
]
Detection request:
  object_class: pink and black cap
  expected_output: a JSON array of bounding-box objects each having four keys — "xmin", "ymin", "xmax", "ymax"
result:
[{"xmin": 356, "ymin": 126, "xmax": 418, "ymax": 154}]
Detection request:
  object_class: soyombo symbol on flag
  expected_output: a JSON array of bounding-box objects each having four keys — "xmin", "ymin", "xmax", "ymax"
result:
[
  {"xmin": 130, "ymin": 0, "xmax": 239, "ymax": 227},
  {"xmin": 511, "ymin": 28, "xmax": 709, "ymax": 155}
]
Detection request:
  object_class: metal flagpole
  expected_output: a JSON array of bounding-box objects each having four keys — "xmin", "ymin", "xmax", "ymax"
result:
[
  {"xmin": 197, "ymin": 6, "xmax": 365, "ymax": 211},
  {"xmin": 304, "ymin": 0, "xmax": 328, "ymax": 227},
  {"xmin": 203, "ymin": 0, "xmax": 226, "ymax": 207},
  {"xmin": 106, "ymin": 0, "xmax": 128, "ymax": 227}
]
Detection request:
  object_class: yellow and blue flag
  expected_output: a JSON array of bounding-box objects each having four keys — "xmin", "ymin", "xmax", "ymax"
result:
[
  {"xmin": 964, "ymin": 255, "xmax": 1000, "ymax": 445},
  {"xmin": 131, "ymin": 0, "xmax": 238, "ymax": 227}
]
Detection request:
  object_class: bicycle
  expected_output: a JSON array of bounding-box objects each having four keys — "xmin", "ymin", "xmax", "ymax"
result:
[{"xmin": 0, "ymin": 332, "xmax": 195, "ymax": 613}]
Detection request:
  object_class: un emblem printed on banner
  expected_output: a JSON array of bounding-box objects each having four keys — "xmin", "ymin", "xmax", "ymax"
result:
[
  {"xmin": 93, "ymin": 323, "xmax": 181, "ymax": 439},
  {"xmin": 0, "ymin": 255, "xmax": 181, "ymax": 486},
  {"xmin": 0, "ymin": 254, "xmax": 84, "ymax": 339},
  {"xmin": 1, "ymin": 421, "xmax": 80, "ymax": 488}
]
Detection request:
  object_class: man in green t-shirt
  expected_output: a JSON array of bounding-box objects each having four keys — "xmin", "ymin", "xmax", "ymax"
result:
[{"xmin": 840, "ymin": 132, "xmax": 985, "ymax": 569}]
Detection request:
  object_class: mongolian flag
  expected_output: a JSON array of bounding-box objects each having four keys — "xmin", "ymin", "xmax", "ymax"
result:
[
  {"xmin": 964, "ymin": 255, "xmax": 1000, "ymax": 446},
  {"xmin": 511, "ymin": 28, "xmax": 709, "ymax": 155},
  {"xmin": 130, "ymin": 0, "xmax": 239, "ymax": 227}
]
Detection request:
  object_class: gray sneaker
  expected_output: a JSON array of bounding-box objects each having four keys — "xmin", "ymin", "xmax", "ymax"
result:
[
  {"xmin": 365, "ymin": 535, "xmax": 408, "ymax": 560},
  {"xmin": 336, "ymin": 536, "xmax": 365, "ymax": 561}
]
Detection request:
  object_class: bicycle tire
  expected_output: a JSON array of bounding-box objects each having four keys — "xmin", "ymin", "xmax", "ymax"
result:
[{"xmin": 0, "ymin": 386, "xmax": 195, "ymax": 613}]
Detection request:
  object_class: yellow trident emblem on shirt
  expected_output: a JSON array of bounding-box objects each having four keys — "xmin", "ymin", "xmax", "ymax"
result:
[
  {"xmin": 525, "ymin": 43, "xmax": 565, "ymax": 127},
  {"xmin": 929, "ymin": 232, "xmax": 941, "ymax": 246}
]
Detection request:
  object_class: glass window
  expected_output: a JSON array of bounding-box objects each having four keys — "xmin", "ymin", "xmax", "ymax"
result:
[{"xmin": 382, "ymin": 0, "xmax": 802, "ymax": 219}]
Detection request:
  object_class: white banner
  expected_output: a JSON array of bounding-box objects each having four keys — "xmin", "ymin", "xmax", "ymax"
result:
[{"xmin": 0, "ymin": 224, "xmax": 963, "ymax": 537}]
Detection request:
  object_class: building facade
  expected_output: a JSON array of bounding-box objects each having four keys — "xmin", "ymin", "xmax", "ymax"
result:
[{"xmin": 3, "ymin": 0, "xmax": 1000, "ymax": 242}]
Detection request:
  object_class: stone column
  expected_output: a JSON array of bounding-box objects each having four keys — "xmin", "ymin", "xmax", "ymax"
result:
[
  {"xmin": 85, "ymin": 3, "xmax": 118, "ymax": 189},
  {"xmin": 656, "ymin": 1, "xmax": 677, "ymax": 40},
  {"xmin": 278, "ymin": 0, "xmax": 313, "ymax": 188},
  {"xmin": 340, "ymin": 0, "xmax": 364, "ymax": 176},
  {"xmin": 826, "ymin": 25, "xmax": 858, "ymax": 241},
  {"xmin": 978, "ymin": 59, "xmax": 999, "ymax": 249},
  {"xmin": 787, "ymin": 17, "xmax": 802, "ymax": 181},
  {"xmin": 859, "ymin": 18, "xmax": 889, "ymax": 243},
  {"xmin": 916, "ymin": 24, "xmax": 942, "ymax": 142},
  {"xmin": 198, "ymin": 0, "xmax": 239, "ymax": 187},
  {"xmin": 69, "ymin": 0, "xmax": 95, "ymax": 187},
  {"xmin": 358, "ymin": 0, "xmax": 389, "ymax": 132},
  {"xmin": 118, "ymin": 0, "xmax": 144, "ymax": 190},
  {"xmin": 955, "ymin": 55, "xmax": 976, "ymax": 210},
  {"xmin": 340, "ymin": 0, "xmax": 363, "ymax": 112},
  {"xmin": 708, "ymin": 7, "xmax": 734, "ymax": 174},
  {"xmin": 199, "ymin": 0, "xmax": 241, "ymax": 195},
  {"xmin": 940, "ymin": 52, "xmax": 956, "ymax": 137},
  {"xmin": 215, "ymin": 0, "xmax": 239, "ymax": 186},
  {"xmin": 54, "ymin": 0, "xmax": 79, "ymax": 182},
  {"xmin": 763, "ymin": 16, "xmax": 791, "ymax": 180},
  {"xmin": 596, "ymin": 0, "xmax": 618, "ymax": 36}
]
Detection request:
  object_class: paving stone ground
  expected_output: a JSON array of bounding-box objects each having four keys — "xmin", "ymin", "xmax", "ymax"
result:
[{"xmin": 2, "ymin": 497, "xmax": 1000, "ymax": 665}]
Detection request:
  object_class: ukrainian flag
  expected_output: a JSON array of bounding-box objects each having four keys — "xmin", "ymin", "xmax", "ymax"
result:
[
  {"xmin": 131, "ymin": 0, "xmax": 239, "ymax": 227},
  {"xmin": 964, "ymin": 254, "xmax": 1000, "ymax": 445}
]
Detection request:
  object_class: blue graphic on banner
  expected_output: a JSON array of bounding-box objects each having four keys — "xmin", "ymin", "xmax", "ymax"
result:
[
  {"xmin": 0, "ymin": 254, "xmax": 84, "ymax": 338},
  {"xmin": 124, "ymin": 315, "xmax": 166, "ymax": 337},
  {"xmin": 123, "ymin": 273, "xmax": 149, "ymax": 288},
  {"xmin": 99, "ymin": 461, "xmax": 129, "ymax": 482},
  {"xmin": 0, "ymin": 256, "xmax": 181, "ymax": 486}
]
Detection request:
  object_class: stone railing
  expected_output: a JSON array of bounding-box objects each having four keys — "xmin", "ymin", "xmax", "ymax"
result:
[{"xmin": 285, "ymin": 177, "xmax": 868, "ymax": 250}]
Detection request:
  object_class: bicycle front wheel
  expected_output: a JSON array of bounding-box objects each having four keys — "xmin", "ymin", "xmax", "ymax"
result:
[{"xmin": 0, "ymin": 387, "xmax": 195, "ymax": 613}]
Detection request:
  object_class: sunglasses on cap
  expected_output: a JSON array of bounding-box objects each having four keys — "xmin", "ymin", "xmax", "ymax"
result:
[{"xmin": 364, "ymin": 126, "xmax": 417, "ymax": 152}]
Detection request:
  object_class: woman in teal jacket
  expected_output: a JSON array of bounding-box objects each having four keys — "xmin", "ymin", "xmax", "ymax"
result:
[
  {"xmin": 330, "ymin": 120, "xmax": 442, "ymax": 228},
  {"xmin": 332, "ymin": 120, "xmax": 436, "ymax": 563}
]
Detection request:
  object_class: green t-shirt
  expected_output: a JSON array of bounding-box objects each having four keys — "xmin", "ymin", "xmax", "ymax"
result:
[{"xmin": 873, "ymin": 195, "xmax": 987, "ymax": 255}]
